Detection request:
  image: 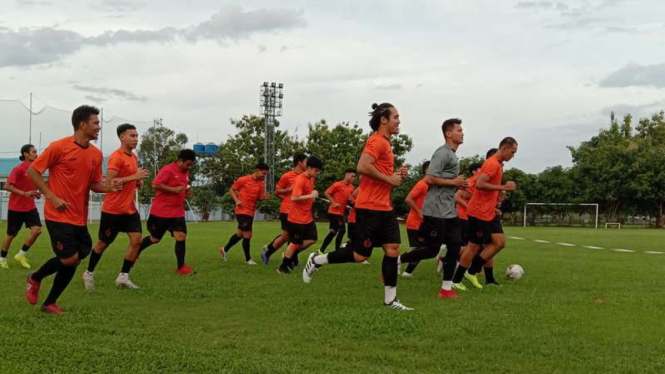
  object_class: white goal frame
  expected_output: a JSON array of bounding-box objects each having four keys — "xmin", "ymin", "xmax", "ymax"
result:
[
  {"xmin": 523, "ymin": 203, "xmax": 599, "ymax": 229},
  {"xmin": 605, "ymin": 223, "xmax": 621, "ymax": 229}
]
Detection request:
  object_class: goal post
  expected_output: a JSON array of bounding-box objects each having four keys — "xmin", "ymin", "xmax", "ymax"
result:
[{"xmin": 523, "ymin": 203, "xmax": 599, "ymax": 229}]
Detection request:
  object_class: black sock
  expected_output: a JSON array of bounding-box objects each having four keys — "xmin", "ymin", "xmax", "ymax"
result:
[
  {"xmin": 442, "ymin": 244, "xmax": 461, "ymax": 281},
  {"xmin": 405, "ymin": 263, "xmax": 418, "ymax": 274},
  {"xmin": 327, "ymin": 248, "xmax": 355, "ymax": 264},
  {"xmin": 21, "ymin": 244, "xmax": 31, "ymax": 252},
  {"xmin": 400, "ymin": 246, "xmax": 439, "ymax": 263},
  {"xmin": 138, "ymin": 236, "xmax": 154, "ymax": 254},
  {"xmin": 32, "ymin": 257, "xmax": 62, "ymax": 282},
  {"xmin": 0, "ymin": 250, "xmax": 7, "ymax": 258},
  {"xmin": 382, "ymin": 256, "xmax": 398, "ymax": 287},
  {"xmin": 292, "ymin": 250, "xmax": 300, "ymax": 266},
  {"xmin": 484, "ymin": 267, "xmax": 496, "ymax": 283},
  {"xmin": 279, "ymin": 255, "xmax": 292, "ymax": 272},
  {"xmin": 334, "ymin": 230, "xmax": 346, "ymax": 251},
  {"xmin": 468, "ymin": 254, "xmax": 487, "ymax": 275},
  {"xmin": 224, "ymin": 234, "xmax": 242, "ymax": 252},
  {"xmin": 43, "ymin": 265, "xmax": 76, "ymax": 305},
  {"xmin": 175, "ymin": 240, "xmax": 186, "ymax": 269},
  {"xmin": 121, "ymin": 259, "xmax": 134, "ymax": 274},
  {"xmin": 320, "ymin": 231, "xmax": 336, "ymax": 253},
  {"xmin": 265, "ymin": 243, "xmax": 277, "ymax": 259},
  {"xmin": 242, "ymin": 238, "xmax": 251, "ymax": 261},
  {"xmin": 87, "ymin": 250, "xmax": 103, "ymax": 272},
  {"xmin": 452, "ymin": 265, "xmax": 468, "ymax": 284}
]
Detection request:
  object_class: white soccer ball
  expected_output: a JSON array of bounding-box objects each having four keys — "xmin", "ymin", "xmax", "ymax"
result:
[{"xmin": 506, "ymin": 264, "xmax": 524, "ymax": 280}]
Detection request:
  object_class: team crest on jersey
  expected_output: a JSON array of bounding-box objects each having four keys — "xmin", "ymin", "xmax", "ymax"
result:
[
  {"xmin": 430, "ymin": 230, "xmax": 438, "ymax": 238},
  {"xmin": 105, "ymin": 229, "xmax": 112, "ymax": 237},
  {"xmin": 363, "ymin": 239, "xmax": 372, "ymax": 248},
  {"xmin": 418, "ymin": 236, "xmax": 425, "ymax": 242},
  {"xmin": 56, "ymin": 242, "xmax": 64, "ymax": 251}
]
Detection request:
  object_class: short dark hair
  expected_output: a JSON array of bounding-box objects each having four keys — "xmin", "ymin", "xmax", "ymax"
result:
[
  {"xmin": 344, "ymin": 168, "xmax": 356, "ymax": 175},
  {"xmin": 470, "ymin": 162, "xmax": 483, "ymax": 172},
  {"xmin": 71, "ymin": 105, "xmax": 100, "ymax": 131},
  {"xmin": 177, "ymin": 149, "xmax": 196, "ymax": 162},
  {"xmin": 255, "ymin": 162, "xmax": 270, "ymax": 171},
  {"xmin": 117, "ymin": 123, "xmax": 136, "ymax": 137},
  {"xmin": 293, "ymin": 153, "xmax": 307, "ymax": 166},
  {"xmin": 307, "ymin": 156, "xmax": 323, "ymax": 170},
  {"xmin": 486, "ymin": 148, "xmax": 498, "ymax": 159},
  {"xmin": 422, "ymin": 161, "xmax": 430, "ymax": 174},
  {"xmin": 441, "ymin": 118, "xmax": 462, "ymax": 138},
  {"xmin": 368, "ymin": 103, "xmax": 395, "ymax": 131},
  {"xmin": 499, "ymin": 137, "xmax": 518, "ymax": 148},
  {"xmin": 19, "ymin": 144, "xmax": 34, "ymax": 161}
]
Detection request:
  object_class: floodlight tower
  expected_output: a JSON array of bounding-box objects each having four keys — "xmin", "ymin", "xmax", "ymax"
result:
[{"xmin": 260, "ymin": 82, "xmax": 284, "ymax": 193}]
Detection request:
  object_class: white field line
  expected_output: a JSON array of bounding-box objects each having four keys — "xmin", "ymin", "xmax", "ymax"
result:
[
  {"xmin": 534, "ymin": 239, "xmax": 550, "ymax": 244},
  {"xmin": 584, "ymin": 245, "xmax": 604, "ymax": 249},
  {"xmin": 645, "ymin": 251, "xmax": 664, "ymax": 254},
  {"xmin": 514, "ymin": 236, "xmax": 662, "ymax": 254},
  {"xmin": 557, "ymin": 242, "xmax": 576, "ymax": 247},
  {"xmin": 611, "ymin": 248, "xmax": 635, "ymax": 253},
  {"xmin": 509, "ymin": 236, "xmax": 525, "ymax": 240}
]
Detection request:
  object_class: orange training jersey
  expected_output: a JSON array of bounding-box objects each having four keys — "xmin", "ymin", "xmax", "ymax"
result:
[
  {"xmin": 30, "ymin": 136, "xmax": 103, "ymax": 226},
  {"xmin": 405, "ymin": 178, "xmax": 428, "ymax": 230},
  {"xmin": 232, "ymin": 175, "xmax": 265, "ymax": 216},
  {"xmin": 326, "ymin": 180, "xmax": 354, "ymax": 216},
  {"xmin": 288, "ymin": 173, "xmax": 315, "ymax": 224},
  {"xmin": 102, "ymin": 149, "xmax": 139, "ymax": 215},
  {"xmin": 467, "ymin": 156, "xmax": 503, "ymax": 221},
  {"xmin": 276, "ymin": 170, "xmax": 299, "ymax": 214},
  {"xmin": 456, "ymin": 174, "xmax": 478, "ymax": 220},
  {"xmin": 355, "ymin": 133, "xmax": 394, "ymax": 211}
]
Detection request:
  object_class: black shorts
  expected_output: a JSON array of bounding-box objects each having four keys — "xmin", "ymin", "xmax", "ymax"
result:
[
  {"xmin": 407, "ymin": 229, "xmax": 424, "ymax": 248},
  {"xmin": 468, "ymin": 216, "xmax": 503, "ymax": 245},
  {"xmin": 459, "ymin": 218, "xmax": 469, "ymax": 246},
  {"xmin": 419, "ymin": 216, "xmax": 462, "ymax": 250},
  {"xmin": 236, "ymin": 214, "xmax": 254, "ymax": 232},
  {"xmin": 352, "ymin": 209, "xmax": 401, "ymax": 257},
  {"xmin": 45, "ymin": 220, "xmax": 92, "ymax": 260},
  {"xmin": 287, "ymin": 221, "xmax": 318, "ymax": 245},
  {"xmin": 99, "ymin": 212, "xmax": 142, "ymax": 245},
  {"xmin": 328, "ymin": 214, "xmax": 345, "ymax": 231},
  {"xmin": 6, "ymin": 209, "xmax": 41, "ymax": 236},
  {"xmin": 347, "ymin": 223, "xmax": 356, "ymax": 243},
  {"xmin": 279, "ymin": 213, "xmax": 289, "ymax": 231},
  {"xmin": 147, "ymin": 215, "xmax": 187, "ymax": 240}
]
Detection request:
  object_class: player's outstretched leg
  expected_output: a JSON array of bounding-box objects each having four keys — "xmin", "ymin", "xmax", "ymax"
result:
[{"xmin": 219, "ymin": 232, "xmax": 242, "ymax": 262}]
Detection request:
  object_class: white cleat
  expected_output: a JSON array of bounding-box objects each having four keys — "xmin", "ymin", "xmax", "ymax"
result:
[
  {"xmin": 115, "ymin": 274, "xmax": 140, "ymax": 289},
  {"xmin": 385, "ymin": 299, "xmax": 414, "ymax": 311},
  {"xmin": 436, "ymin": 259, "xmax": 444, "ymax": 277},
  {"xmin": 361, "ymin": 260, "xmax": 370, "ymax": 265},
  {"xmin": 401, "ymin": 272, "xmax": 412, "ymax": 278},
  {"xmin": 82, "ymin": 270, "xmax": 95, "ymax": 291},
  {"xmin": 219, "ymin": 247, "xmax": 227, "ymax": 262},
  {"xmin": 246, "ymin": 259, "xmax": 257, "ymax": 265},
  {"xmin": 302, "ymin": 253, "xmax": 319, "ymax": 284}
]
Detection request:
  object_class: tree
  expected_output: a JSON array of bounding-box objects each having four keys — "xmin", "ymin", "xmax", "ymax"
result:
[{"xmin": 190, "ymin": 187, "xmax": 220, "ymax": 221}]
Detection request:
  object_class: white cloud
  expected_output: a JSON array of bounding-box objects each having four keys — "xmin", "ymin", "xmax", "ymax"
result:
[{"xmin": 600, "ymin": 62, "xmax": 665, "ymax": 88}]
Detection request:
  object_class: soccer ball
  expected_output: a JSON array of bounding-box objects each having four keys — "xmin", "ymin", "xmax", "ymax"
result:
[{"xmin": 506, "ymin": 264, "xmax": 524, "ymax": 280}]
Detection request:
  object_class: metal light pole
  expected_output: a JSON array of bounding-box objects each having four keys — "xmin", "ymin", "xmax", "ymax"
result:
[{"xmin": 259, "ymin": 82, "xmax": 284, "ymax": 193}]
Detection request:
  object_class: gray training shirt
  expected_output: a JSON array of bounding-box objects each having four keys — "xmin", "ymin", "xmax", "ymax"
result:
[{"xmin": 422, "ymin": 143, "xmax": 460, "ymax": 219}]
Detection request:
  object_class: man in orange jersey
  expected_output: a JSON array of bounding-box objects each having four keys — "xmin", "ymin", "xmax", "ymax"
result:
[
  {"xmin": 452, "ymin": 138, "xmax": 518, "ymax": 290},
  {"xmin": 303, "ymin": 103, "xmax": 413, "ymax": 311},
  {"xmin": 342, "ymin": 187, "xmax": 359, "ymax": 249},
  {"xmin": 262, "ymin": 153, "xmax": 307, "ymax": 265},
  {"xmin": 317, "ymin": 169, "xmax": 356, "ymax": 254},
  {"xmin": 135, "ymin": 149, "xmax": 197, "ymax": 275},
  {"xmin": 399, "ymin": 161, "xmax": 430, "ymax": 278},
  {"xmin": 277, "ymin": 156, "xmax": 323, "ymax": 274},
  {"xmin": 82, "ymin": 124, "xmax": 149, "ymax": 290},
  {"xmin": 1, "ymin": 144, "xmax": 42, "ymax": 270},
  {"xmin": 25, "ymin": 105, "xmax": 121, "ymax": 315},
  {"xmin": 220, "ymin": 163, "xmax": 270, "ymax": 265},
  {"xmin": 455, "ymin": 162, "xmax": 483, "ymax": 257},
  {"xmin": 398, "ymin": 119, "xmax": 468, "ymax": 300}
]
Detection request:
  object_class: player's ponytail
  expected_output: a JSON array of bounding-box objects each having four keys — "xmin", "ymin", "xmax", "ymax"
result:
[
  {"xmin": 368, "ymin": 103, "xmax": 394, "ymax": 131},
  {"xmin": 19, "ymin": 144, "xmax": 34, "ymax": 161}
]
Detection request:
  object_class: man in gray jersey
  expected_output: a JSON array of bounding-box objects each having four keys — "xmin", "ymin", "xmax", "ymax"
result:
[{"xmin": 398, "ymin": 118, "xmax": 467, "ymax": 299}]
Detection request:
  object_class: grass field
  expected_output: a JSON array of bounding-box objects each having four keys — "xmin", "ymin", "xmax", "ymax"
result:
[{"xmin": 1, "ymin": 222, "xmax": 664, "ymax": 374}]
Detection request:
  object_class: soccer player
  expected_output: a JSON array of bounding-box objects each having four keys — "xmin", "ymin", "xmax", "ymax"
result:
[
  {"xmin": 262, "ymin": 153, "xmax": 307, "ymax": 265},
  {"xmin": 136, "ymin": 149, "xmax": 196, "ymax": 275},
  {"xmin": 317, "ymin": 169, "xmax": 356, "ymax": 254},
  {"xmin": 277, "ymin": 156, "xmax": 323, "ymax": 273},
  {"xmin": 400, "ymin": 161, "xmax": 430, "ymax": 278},
  {"xmin": 25, "ymin": 105, "xmax": 120, "ymax": 315},
  {"xmin": 302, "ymin": 102, "xmax": 412, "ymax": 311},
  {"xmin": 82, "ymin": 124, "xmax": 149, "ymax": 290},
  {"xmin": 452, "ymin": 138, "xmax": 518, "ymax": 290},
  {"xmin": 219, "ymin": 163, "xmax": 270, "ymax": 265},
  {"xmin": 455, "ymin": 161, "xmax": 483, "ymax": 258},
  {"xmin": 1, "ymin": 144, "xmax": 42, "ymax": 269},
  {"xmin": 343, "ymin": 187, "xmax": 359, "ymax": 248},
  {"xmin": 398, "ymin": 119, "xmax": 467, "ymax": 299}
]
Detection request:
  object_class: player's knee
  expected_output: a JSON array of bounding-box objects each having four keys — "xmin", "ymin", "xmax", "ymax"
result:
[
  {"xmin": 174, "ymin": 232, "xmax": 187, "ymax": 241},
  {"xmin": 150, "ymin": 236, "xmax": 161, "ymax": 244},
  {"xmin": 32, "ymin": 227, "xmax": 42, "ymax": 236},
  {"xmin": 353, "ymin": 252, "xmax": 369, "ymax": 262},
  {"xmin": 130, "ymin": 237, "xmax": 142, "ymax": 247},
  {"xmin": 244, "ymin": 232, "xmax": 253, "ymax": 239}
]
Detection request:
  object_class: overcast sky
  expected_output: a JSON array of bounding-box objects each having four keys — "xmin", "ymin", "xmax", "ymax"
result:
[{"xmin": 1, "ymin": 0, "xmax": 664, "ymax": 173}]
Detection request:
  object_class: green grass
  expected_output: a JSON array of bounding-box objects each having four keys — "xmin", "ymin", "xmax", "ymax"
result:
[{"xmin": 1, "ymin": 222, "xmax": 664, "ymax": 374}]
